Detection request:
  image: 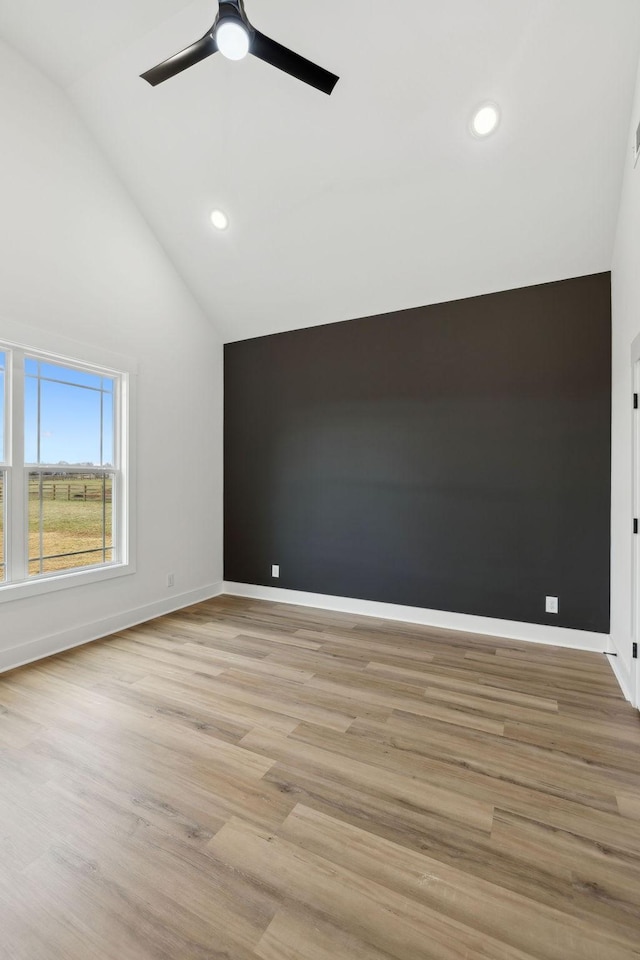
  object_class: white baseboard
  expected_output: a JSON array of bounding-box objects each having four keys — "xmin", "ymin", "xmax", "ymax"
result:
[
  {"xmin": 606, "ymin": 648, "xmax": 635, "ymax": 704},
  {"xmin": 0, "ymin": 581, "xmax": 224, "ymax": 675},
  {"xmin": 223, "ymin": 581, "xmax": 609, "ymax": 653}
]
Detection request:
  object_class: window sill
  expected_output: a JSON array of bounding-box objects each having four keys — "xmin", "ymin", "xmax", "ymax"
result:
[{"xmin": 0, "ymin": 561, "xmax": 136, "ymax": 604}]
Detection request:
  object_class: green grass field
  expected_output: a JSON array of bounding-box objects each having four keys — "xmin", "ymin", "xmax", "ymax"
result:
[
  {"xmin": 3, "ymin": 474, "xmax": 113, "ymax": 578},
  {"xmin": 29, "ymin": 475, "xmax": 113, "ymax": 574}
]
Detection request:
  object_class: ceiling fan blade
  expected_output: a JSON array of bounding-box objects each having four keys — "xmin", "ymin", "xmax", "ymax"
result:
[
  {"xmin": 251, "ymin": 30, "xmax": 339, "ymax": 95},
  {"xmin": 141, "ymin": 31, "xmax": 218, "ymax": 86}
]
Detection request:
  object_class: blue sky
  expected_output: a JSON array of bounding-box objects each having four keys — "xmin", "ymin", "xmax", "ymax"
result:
[{"xmin": 24, "ymin": 359, "xmax": 114, "ymax": 466}]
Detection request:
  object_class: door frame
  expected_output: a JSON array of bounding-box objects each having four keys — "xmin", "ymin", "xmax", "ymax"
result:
[{"xmin": 631, "ymin": 339, "xmax": 640, "ymax": 708}]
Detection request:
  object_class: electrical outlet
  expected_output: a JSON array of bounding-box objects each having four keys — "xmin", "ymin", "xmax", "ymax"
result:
[
  {"xmin": 271, "ymin": 564, "xmax": 280, "ymax": 579},
  {"xmin": 167, "ymin": 573, "xmax": 175, "ymax": 588},
  {"xmin": 545, "ymin": 596, "xmax": 558, "ymax": 614}
]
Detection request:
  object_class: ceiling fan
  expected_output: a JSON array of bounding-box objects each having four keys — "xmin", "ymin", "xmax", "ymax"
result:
[{"xmin": 141, "ymin": 0, "xmax": 339, "ymax": 95}]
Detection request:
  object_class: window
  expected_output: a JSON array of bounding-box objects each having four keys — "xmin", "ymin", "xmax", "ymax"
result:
[
  {"xmin": 0, "ymin": 350, "xmax": 5, "ymax": 584},
  {"xmin": 0, "ymin": 343, "xmax": 130, "ymax": 596}
]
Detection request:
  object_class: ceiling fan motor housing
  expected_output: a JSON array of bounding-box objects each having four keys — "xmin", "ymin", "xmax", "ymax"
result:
[{"xmin": 216, "ymin": 0, "xmax": 251, "ymax": 29}]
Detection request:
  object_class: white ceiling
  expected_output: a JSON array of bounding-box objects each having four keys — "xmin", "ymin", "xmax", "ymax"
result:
[{"xmin": 1, "ymin": 0, "xmax": 639, "ymax": 342}]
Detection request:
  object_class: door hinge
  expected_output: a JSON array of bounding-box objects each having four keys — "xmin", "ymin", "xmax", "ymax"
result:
[
  {"xmin": 635, "ymin": 519, "xmax": 639, "ymax": 535},
  {"xmin": 633, "ymin": 642, "xmax": 638, "ymax": 660},
  {"xmin": 635, "ymin": 393, "xmax": 639, "ymax": 409}
]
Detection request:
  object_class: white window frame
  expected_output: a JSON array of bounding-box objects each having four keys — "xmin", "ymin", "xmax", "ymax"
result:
[
  {"xmin": 0, "ymin": 327, "xmax": 136, "ymax": 603},
  {"xmin": 0, "ymin": 348, "xmax": 7, "ymax": 585}
]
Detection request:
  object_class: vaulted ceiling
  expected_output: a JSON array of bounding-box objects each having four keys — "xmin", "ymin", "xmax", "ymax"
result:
[{"xmin": 1, "ymin": 0, "xmax": 639, "ymax": 341}]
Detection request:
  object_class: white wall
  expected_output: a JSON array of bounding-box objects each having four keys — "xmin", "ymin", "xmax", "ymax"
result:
[
  {"xmin": 611, "ymin": 55, "xmax": 640, "ymax": 704},
  {"xmin": 0, "ymin": 39, "xmax": 223, "ymax": 670}
]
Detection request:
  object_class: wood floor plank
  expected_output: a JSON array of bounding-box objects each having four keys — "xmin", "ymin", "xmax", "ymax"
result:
[
  {"xmin": 293, "ymin": 716, "xmax": 624, "ymax": 813},
  {"xmin": 137, "ymin": 671, "xmax": 360, "ymax": 733},
  {"xmin": 306, "ymin": 672, "xmax": 506, "ymax": 734},
  {"xmin": 490, "ymin": 810, "xmax": 640, "ymax": 929},
  {"xmin": 240, "ymin": 725, "xmax": 495, "ymax": 833},
  {"xmin": 256, "ymin": 907, "xmax": 399, "ymax": 960},
  {"xmin": 279, "ymin": 803, "xmax": 640, "ymax": 960},
  {"xmin": 364, "ymin": 661, "xmax": 560, "ymax": 711},
  {"xmin": 209, "ymin": 816, "xmax": 541, "ymax": 960}
]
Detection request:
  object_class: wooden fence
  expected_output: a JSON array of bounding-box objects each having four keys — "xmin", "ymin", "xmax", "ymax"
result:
[{"xmin": 28, "ymin": 478, "xmax": 112, "ymax": 503}]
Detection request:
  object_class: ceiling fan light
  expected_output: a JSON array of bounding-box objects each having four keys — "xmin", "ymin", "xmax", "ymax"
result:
[{"xmin": 216, "ymin": 20, "xmax": 250, "ymax": 61}]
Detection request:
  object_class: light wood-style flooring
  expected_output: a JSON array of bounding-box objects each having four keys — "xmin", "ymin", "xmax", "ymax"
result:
[{"xmin": 1, "ymin": 595, "xmax": 640, "ymax": 959}]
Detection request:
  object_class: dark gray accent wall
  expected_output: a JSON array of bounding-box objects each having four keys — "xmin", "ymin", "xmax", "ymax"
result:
[{"xmin": 224, "ymin": 274, "xmax": 612, "ymax": 633}]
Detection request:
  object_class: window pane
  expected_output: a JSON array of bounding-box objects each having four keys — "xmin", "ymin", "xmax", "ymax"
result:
[
  {"xmin": 28, "ymin": 472, "xmax": 114, "ymax": 576},
  {"xmin": 40, "ymin": 379, "xmax": 101, "ymax": 465},
  {"xmin": 25, "ymin": 359, "xmax": 115, "ymax": 467},
  {"xmin": 0, "ymin": 472, "xmax": 4, "ymax": 583},
  {"xmin": 27, "ymin": 359, "xmax": 104, "ymax": 391},
  {"xmin": 0, "ymin": 351, "xmax": 5, "ymax": 464}
]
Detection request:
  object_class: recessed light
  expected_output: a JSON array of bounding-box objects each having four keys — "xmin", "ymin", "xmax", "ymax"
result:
[
  {"xmin": 210, "ymin": 209, "xmax": 229, "ymax": 231},
  {"xmin": 471, "ymin": 102, "xmax": 501, "ymax": 138}
]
